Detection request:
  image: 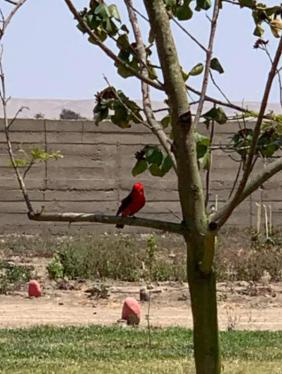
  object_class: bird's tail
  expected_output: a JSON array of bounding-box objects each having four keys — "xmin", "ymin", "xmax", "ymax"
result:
[{"xmin": 116, "ymin": 223, "xmax": 124, "ymax": 229}]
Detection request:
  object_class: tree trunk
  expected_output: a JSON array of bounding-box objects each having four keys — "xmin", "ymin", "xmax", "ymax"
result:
[{"xmin": 186, "ymin": 238, "xmax": 221, "ymax": 374}]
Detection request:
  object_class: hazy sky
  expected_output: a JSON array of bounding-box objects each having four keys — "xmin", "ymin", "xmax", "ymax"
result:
[{"xmin": 2, "ymin": 0, "xmax": 281, "ymax": 104}]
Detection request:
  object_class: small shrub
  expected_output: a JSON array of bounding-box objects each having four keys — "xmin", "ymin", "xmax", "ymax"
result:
[
  {"xmin": 47, "ymin": 255, "xmax": 64, "ymax": 280},
  {"xmin": 215, "ymin": 246, "xmax": 282, "ymax": 282},
  {"xmin": 0, "ymin": 261, "xmax": 33, "ymax": 294},
  {"xmin": 48, "ymin": 235, "xmax": 187, "ymax": 282},
  {"xmin": 55, "ymin": 235, "xmax": 142, "ymax": 281},
  {"xmin": 59, "ymin": 109, "xmax": 85, "ymax": 120}
]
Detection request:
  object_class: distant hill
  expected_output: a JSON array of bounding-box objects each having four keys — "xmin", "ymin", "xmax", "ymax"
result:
[{"xmin": 0, "ymin": 98, "xmax": 280, "ymax": 120}]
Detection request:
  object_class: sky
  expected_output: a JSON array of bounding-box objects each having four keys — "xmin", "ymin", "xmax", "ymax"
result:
[{"xmin": 2, "ymin": 0, "xmax": 281, "ymax": 104}]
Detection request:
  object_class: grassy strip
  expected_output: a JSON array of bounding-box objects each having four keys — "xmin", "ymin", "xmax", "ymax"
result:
[{"xmin": 0, "ymin": 326, "xmax": 281, "ymax": 373}]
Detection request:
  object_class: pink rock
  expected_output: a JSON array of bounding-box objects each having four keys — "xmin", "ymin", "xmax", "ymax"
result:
[
  {"xmin": 28, "ymin": 280, "xmax": 42, "ymax": 298},
  {"xmin": 122, "ymin": 297, "xmax": 141, "ymax": 325}
]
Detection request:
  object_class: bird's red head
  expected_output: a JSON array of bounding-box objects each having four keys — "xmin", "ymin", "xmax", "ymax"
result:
[{"xmin": 132, "ymin": 182, "xmax": 144, "ymax": 192}]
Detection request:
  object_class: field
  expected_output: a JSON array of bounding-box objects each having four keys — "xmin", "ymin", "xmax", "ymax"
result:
[{"xmin": 0, "ymin": 230, "xmax": 281, "ymax": 373}]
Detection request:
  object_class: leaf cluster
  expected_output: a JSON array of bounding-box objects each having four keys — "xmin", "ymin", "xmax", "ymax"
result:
[
  {"xmin": 132, "ymin": 131, "xmax": 210, "ymax": 177},
  {"xmin": 77, "ymin": 1, "xmax": 157, "ymax": 80},
  {"xmin": 231, "ymin": 123, "xmax": 282, "ymax": 160},
  {"xmin": 164, "ymin": 0, "xmax": 211, "ymax": 21},
  {"xmin": 14, "ymin": 148, "xmax": 63, "ymax": 168},
  {"xmin": 93, "ymin": 87, "xmax": 143, "ymax": 127},
  {"xmin": 238, "ymin": 1, "xmax": 282, "ymax": 38},
  {"xmin": 78, "ymin": 0, "xmax": 121, "ymax": 42}
]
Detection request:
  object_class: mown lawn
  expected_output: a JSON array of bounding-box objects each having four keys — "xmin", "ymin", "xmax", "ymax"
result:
[{"xmin": 0, "ymin": 325, "xmax": 281, "ymax": 373}]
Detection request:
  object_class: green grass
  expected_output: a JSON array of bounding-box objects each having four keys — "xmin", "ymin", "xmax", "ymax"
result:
[{"xmin": 0, "ymin": 325, "xmax": 281, "ymax": 373}]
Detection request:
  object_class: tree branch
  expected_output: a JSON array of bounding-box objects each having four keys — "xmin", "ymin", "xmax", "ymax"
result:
[
  {"xmin": 28, "ymin": 212, "xmax": 183, "ymax": 234},
  {"xmin": 63, "ymin": 0, "xmax": 163, "ymax": 91},
  {"xmin": 239, "ymin": 158, "xmax": 282, "ymax": 204},
  {"xmin": 0, "ymin": 51, "xmax": 33, "ymax": 213},
  {"xmin": 261, "ymin": 44, "xmax": 282, "ymax": 108},
  {"xmin": 211, "ymin": 157, "xmax": 282, "ymax": 225},
  {"xmin": 209, "ymin": 70, "xmax": 232, "ymax": 104},
  {"xmin": 186, "ymin": 86, "xmax": 280, "ymax": 122},
  {"xmin": 4, "ymin": 1, "xmax": 18, "ymax": 5},
  {"xmin": 194, "ymin": 0, "xmax": 220, "ymax": 127},
  {"xmin": 0, "ymin": 0, "xmax": 27, "ymax": 37},
  {"xmin": 0, "ymin": 0, "xmax": 33, "ymax": 213},
  {"xmin": 172, "ymin": 17, "xmax": 208, "ymax": 53},
  {"xmin": 124, "ymin": 0, "xmax": 177, "ymax": 172},
  {"xmin": 214, "ymin": 36, "xmax": 282, "ymax": 227},
  {"xmin": 7, "ymin": 105, "xmax": 29, "ymax": 129}
]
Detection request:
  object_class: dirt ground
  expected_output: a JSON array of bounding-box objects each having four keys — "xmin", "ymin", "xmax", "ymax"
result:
[{"xmin": 0, "ymin": 257, "xmax": 281, "ymax": 330}]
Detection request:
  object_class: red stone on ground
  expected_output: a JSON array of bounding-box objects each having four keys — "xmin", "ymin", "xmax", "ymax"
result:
[
  {"xmin": 122, "ymin": 297, "xmax": 141, "ymax": 325},
  {"xmin": 28, "ymin": 280, "xmax": 42, "ymax": 298}
]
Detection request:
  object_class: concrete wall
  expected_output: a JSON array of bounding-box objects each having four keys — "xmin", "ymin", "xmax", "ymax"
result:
[{"xmin": 0, "ymin": 119, "xmax": 281, "ymax": 234}]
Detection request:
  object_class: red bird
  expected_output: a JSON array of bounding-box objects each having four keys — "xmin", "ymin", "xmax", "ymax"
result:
[{"xmin": 116, "ymin": 182, "xmax": 146, "ymax": 228}]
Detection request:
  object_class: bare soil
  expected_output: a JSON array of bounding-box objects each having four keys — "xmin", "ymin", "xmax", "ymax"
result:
[{"xmin": 0, "ymin": 257, "xmax": 281, "ymax": 330}]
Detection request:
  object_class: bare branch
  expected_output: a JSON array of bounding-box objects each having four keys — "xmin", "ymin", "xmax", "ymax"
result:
[
  {"xmin": 261, "ymin": 44, "xmax": 282, "ymax": 108},
  {"xmin": 212, "ymin": 158, "xmax": 282, "ymax": 225},
  {"xmin": 0, "ymin": 51, "xmax": 33, "ymax": 213},
  {"xmin": 8, "ymin": 105, "xmax": 29, "ymax": 129},
  {"xmin": 187, "ymin": 84, "xmax": 251, "ymax": 114},
  {"xmin": 63, "ymin": 0, "xmax": 163, "ymax": 91},
  {"xmin": 194, "ymin": 0, "xmax": 220, "ymax": 127},
  {"xmin": 124, "ymin": 0, "xmax": 177, "ymax": 172},
  {"xmin": 227, "ymin": 161, "xmax": 242, "ymax": 199},
  {"xmin": 209, "ymin": 70, "xmax": 232, "ymax": 104},
  {"xmin": 28, "ymin": 212, "xmax": 183, "ymax": 234},
  {"xmin": 4, "ymin": 1, "xmax": 18, "ymax": 5},
  {"xmin": 0, "ymin": 0, "xmax": 28, "ymax": 38},
  {"xmin": 172, "ymin": 17, "xmax": 208, "ymax": 53},
  {"xmin": 214, "ymin": 36, "xmax": 282, "ymax": 227},
  {"xmin": 22, "ymin": 159, "xmax": 34, "ymax": 179}
]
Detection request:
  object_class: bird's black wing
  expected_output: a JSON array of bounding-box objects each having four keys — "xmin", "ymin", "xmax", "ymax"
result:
[{"xmin": 116, "ymin": 192, "xmax": 133, "ymax": 216}]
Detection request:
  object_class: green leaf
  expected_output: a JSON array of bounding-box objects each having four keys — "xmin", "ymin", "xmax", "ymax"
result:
[
  {"xmin": 148, "ymin": 65, "xmax": 158, "ymax": 80},
  {"xmin": 180, "ymin": 67, "xmax": 189, "ymax": 82},
  {"xmin": 195, "ymin": 0, "xmax": 211, "ymax": 11},
  {"xmin": 203, "ymin": 107, "xmax": 227, "ymax": 124},
  {"xmin": 257, "ymin": 128, "xmax": 281, "ymax": 157},
  {"xmin": 176, "ymin": 0, "xmax": 193, "ymax": 20},
  {"xmin": 254, "ymin": 24, "xmax": 264, "ymax": 37},
  {"xmin": 161, "ymin": 155, "xmax": 173, "ymax": 175},
  {"xmin": 194, "ymin": 131, "xmax": 210, "ymax": 145},
  {"xmin": 164, "ymin": 0, "xmax": 177, "ymax": 8},
  {"xmin": 132, "ymin": 159, "xmax": 148, "ymax": 176},
  {"xmin": 194, "ymin": 132, "xmax": 210, "ymax": 169},
  {"xmin": 108, "ymin": 4, "xmax": 120, "ymax": 21},
  {"xmin": 13, "ymin": 159, "xmax": 29, "ymax": 167},
  {"xmin": 117, "ymin": 63, "xmax": 133, "ymax": 78},
  {"xmin": 149, "ymin": 163, "xmax": 163, "ymax": 177},
  {"xmin": 231, "ymin": 128, "xmax": 254, "ymax": 158},
  {"xmin": 111, "ymin": 103, "xmax": 130, "ymax": 128},
  {"xmin": 116, "ymin": 34, "xmax": 131, "ymax": 50},
  {"xmin": 210, "ymin": 58, "xmax": 224, "ymax": 74},
  {"xmin": 161, "ymin": 115, "xmax": 171, "ymax": 128},
  {"xmin": 94, "ymin": 4, "xmax": 110, "ymax": 19},
  {"xmin": 198, "ymin": 151, "xmax": 210, "ymax": 170},
  {"xmin": 189, "ymin": 63, "xmax": 204, "ymax": 76},
  {"xmin": 145, "ymin": 146, "xmax": 163, "ymax": 166},
  {"xmin": 93, "ymin": 103, "xmax": 109, "ymax": 125},
  {"xmin": 239, "ymin": 0, "xmax": 256, "ymax": 8}
]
